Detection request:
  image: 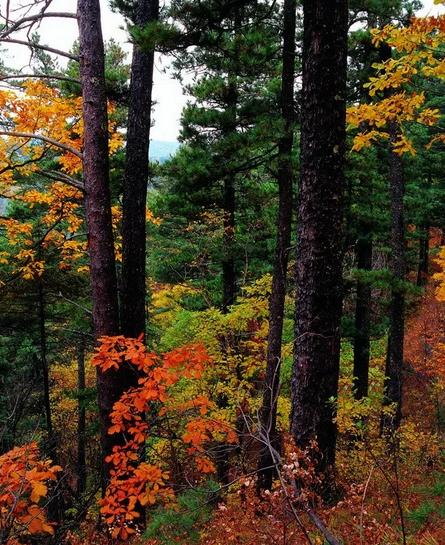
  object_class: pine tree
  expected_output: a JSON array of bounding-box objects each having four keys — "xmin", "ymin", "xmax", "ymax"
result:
[{"xmin": 290, "ymin": 0, "xmax": 348, "ymax": 478}]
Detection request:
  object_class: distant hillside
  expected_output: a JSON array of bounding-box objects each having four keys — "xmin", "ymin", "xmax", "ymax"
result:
[{"xmin": 149, "ymin": 140, "xmax": 180, "ymax": 163}]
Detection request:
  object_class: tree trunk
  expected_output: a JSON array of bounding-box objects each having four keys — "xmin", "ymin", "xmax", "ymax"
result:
[
  {"xmin": 77, "ymin": 0, "xmax": 121, "ymax": 485},
  {"xmin": 351, "ymin": 6, "xmax": 380, "ymax": 401},
  {"xmin": 383, "ymin": 120, "xmax": 405, "ymax": 432},
  {"xmin": 221, "ymin": 9, "xmax": 241, "ymax": 314},
  {"xmin": 121, "ymin": 0, "xmax": 159, "ymax": 341},
  {"xmin": 77, "ymin": 339, "xmax": 87, "ymax": 497},
  {"xmin": 38, "ymin": 279, "xmax": 53, "ymax": 448},
  {"xmin": 222, "ymin": 176, "xmax": 236, "ymax": 313},
  {"xmin": 290, "ymin": 0, "xmax": 347, "ymax": 477},
  {"xmin": 353, "ymin": 236, "xmax": 372, "ymax": 399},
  {"xmin": 416, "ymin": 223, "xmax": 429, "ymax": 287},
  {"xmin": 257, "ymin": 0, "xmax": 296, "ymax": 492},
  {"xmin": 38, "ymin": 279, "xmax": 61, "ymax": 521}
]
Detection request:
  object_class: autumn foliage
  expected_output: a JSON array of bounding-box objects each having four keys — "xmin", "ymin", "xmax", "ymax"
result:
[
  {"xmin": 92, "ymin": 336, "xmax": 237, "ymax": 540},
  {"xmin": 6, "ymin": 3, "xmax": 445, "ymax": 545},
  {"xmin": 347, "ymin": 13, "xmax": 445, "ymax": 155},
  {"xmin": 0, "ymin": 442, "xmax": 61, "ymax": 544}
]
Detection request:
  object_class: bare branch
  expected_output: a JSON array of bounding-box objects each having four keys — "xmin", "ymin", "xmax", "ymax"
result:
[
  {"xmin": 5, "ymin": 0, "xmax": 11, "ymax": 28},
  {"xmin": 305, "ymin": 509, "xmax": 342, "ymax": 545},
  {"xmin": 0, "ymin": 131, "xmax": 83, "ymax": 159},
  {"xmin": 48, "ymin": 292, "xmax": 92, "ymax": 316},
  {"xmin": 360, "ymin": 463, "xmax": 376, "ymax": 545},
  {"xmin": 0, "ymin": 12, "xmax": 78, "ymax": 40},
  {"xmin": 1, "ymin": 73, "xmax": 80, "ymax": 84},
  {"xmin": 40, "ymin": 170, "xmax": 84, "ymax": 191},
  {"xmin": 1, "ymin": 38, "xmax": 78, "ymax": 61},
  {"xmin": 256, "ymin": 402, "xmax": 342, "ymax": 545}
]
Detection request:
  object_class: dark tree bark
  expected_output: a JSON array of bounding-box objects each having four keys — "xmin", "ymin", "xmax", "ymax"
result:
[
  {"xmin": 121, "ymin": 0, "xmax": 159, "ymax": 340},
  {"xmin": 222, "ymin": 176, "xmax": 236, "ymax": 313},
  {"xmin": 351, "ymin": 6, "xmax": 378, "ymax": 401},
  {"xmin": 416, "ymin": 223, "xmax": 429, "ymax": 287},
  {"xmin": 257, "ymin": 0, "xmax": 296, "ymax": 492},
  {"xmin": 77, "ymin": 0, "xmax": 121, "ymax": 484},
  {"xmin": 221, "ymin": 22, "xmax": 239, "ymax": 314},
  {"xmin": 121, "ymin": 5, "xmax": 159, "ymax": 525},
  {"xmin": 353, "ymin": 235, "xmax": 372, "ymax": 399},
  {"xmin": 383, "ymin": 120, "xmax": 405, "ymax": 432},
  {"xmin": 77, "ymin": 339, "xmax": 87, "ymax": 497},
  {"xmin": 38, "ymin": 279, "xmax": 53, "ymax": 446},
  {"xmin": 290, "ymin": 0, "xmax": 347, "ymax": 476},
  {"xmin": 38, "ymin": 278, "xmax": 61, "ymax": 521}
]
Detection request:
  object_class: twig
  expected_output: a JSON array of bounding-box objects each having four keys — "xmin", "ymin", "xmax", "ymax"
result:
[
  {"xmin": 360, "ymin": 462, "xmax": 376, "ymax": 545},
  {"xmin": 1, "ymin": 73, "xmax": 81, "ymax": 84},
  {"xmin": 0, "ymin": 12, "xmax": 77, "ymax": 40},
  {"xmin": 306, "ymin": 508, "xmax": 341, "ymax": 545},
  {"xmin": 1, "ymin": 38, "xmax": 78, "ymax": 61},
  {"xmin": 48, "ymin": 292, "xmax": 92, "ymax": 315}
]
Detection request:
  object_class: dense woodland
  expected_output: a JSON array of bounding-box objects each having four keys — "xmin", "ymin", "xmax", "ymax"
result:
[{"xmin": 3, "ymin": 0, "xmax": 445, "ymax": 543}]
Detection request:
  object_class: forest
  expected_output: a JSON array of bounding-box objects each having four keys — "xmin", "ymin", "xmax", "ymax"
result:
[{"xmin": 2, "ymin": 0, "xmax": 445, "ymax": 543}]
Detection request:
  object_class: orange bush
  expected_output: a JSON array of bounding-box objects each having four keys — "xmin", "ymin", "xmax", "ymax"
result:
[{"xmin": 0, "ymin": 442, "xmax": 61, "ymax": 544}]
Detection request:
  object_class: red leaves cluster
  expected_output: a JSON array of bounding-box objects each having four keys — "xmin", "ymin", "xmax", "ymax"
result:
[
  {"xmin": 0, "ymin": 442, "xmax": 61, "ymax": 543},
  {"xmin": 92, "ymin": 336, "xmax": 237, "ymax": 540}
]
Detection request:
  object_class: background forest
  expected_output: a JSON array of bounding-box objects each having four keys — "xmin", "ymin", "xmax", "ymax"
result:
[{"xmin": 2, "ymin": 0, "xmax": 445, "ymax": 544}]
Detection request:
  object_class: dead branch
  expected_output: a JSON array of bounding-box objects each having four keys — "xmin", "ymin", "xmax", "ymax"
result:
[
  {"xmin": 1, "ymin": 38, "xmax": 78, "ymax": 61},
  {"xmin": 1, "ymin": 73, "xmax": 80, "ymax": 84},
  {"xmin": 0, "ymin": 12, "xmax": 77, "ymax": 40},
  {"xmin": 0, "ymin": 131, "xmax": 83, "ymax": 159},
  {"xmin": 40, "ymin": 170, "xmax": 84, "ymax": 192}
]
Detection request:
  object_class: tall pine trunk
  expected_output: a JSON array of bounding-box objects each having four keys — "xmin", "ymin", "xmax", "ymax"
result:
[
  {"xmin": 121, "ymin": 0, "xmax": 159, "ymax": 341},
  {"xmin": 257, "ymin": 0, "xmax": 296, "ymax": 492},
  {"xmin": 77, "ymin": 338, "xmax": 87, "ymax": 497},
  {"xmin": 221, "ymin": 11, "xmax": 239, "ymax": 314},
  {"xmin": 383, "ymin": 120, "xmax": 405, "ymax": 432},
  {"xmin": 120, "ymin": 0, "xmax": 159, "ymax": 524},
  {"xmin": 290, "ymin": 0, "xmax": 347, "ymax": 476},
  {"xmin": 222, "ymin": 177, "xmax": 236, "ymax": 313},
  {"xmin": 416, "ymin": 223, "xmax": 429, "ymax": 287},
  {"xmin": 77, "ymin": 0, "xmax": 121, "ymax": 485},
  {"xmin": 351, "ymin": 7, "xmax": 378, "ymax": 401},
  {"xmin": 353, "ymin": 235, "xmax": 372, "ymax": 399},
  {"xmin": 38, "ymin": 279, "xmax": 54, "ymax": 451}
]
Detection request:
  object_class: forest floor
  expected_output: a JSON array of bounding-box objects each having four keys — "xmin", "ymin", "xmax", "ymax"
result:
[
  {"xmin": 186, "ymin": 244, "xmax": 445, "ymax": 545},
  {"xmin": 67, "ymin": 240, "xmax": 445, "ymax": 545}
]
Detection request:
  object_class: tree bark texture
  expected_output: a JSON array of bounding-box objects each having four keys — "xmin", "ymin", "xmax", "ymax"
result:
[
  {"xmin": 353, "ymin": 236, "xmax": 372, "ymax": 400},
  {"xmin": 38, "ymin": 280, "xmax": 53, "ymax": 443},
  {"xmin": 77, "ymin": 339, "xmax": 87, "ymax": 497},
  {"xmin": 257, "ymin": 0, "xmax": 296, "ymax": 492},
  {"xmin": 121, "ymin": 0, "xmax": 159, "ymax": 340},
  {"xmin": 290, "ymin": 0, "xmax": 347, "ymax": 474},
  {"xmin": 416, "ymin": 223, "xmax": 429, "ymax": 287},
  {"xmin": 351, "ymin": 6, "xmax": 380, "ymax": 401},
  {"xmin": 221, "ymin": 10, "xmax": 241, "ymax": 314},
  {"xmin": 77, "ymin": 0, "xmax": 121, "ymax": 484},
  {"xmin": 383, "ymin": 120, "xmax": 405, "ymax": 432},
  {"xmin": 38, "ymin": 279, "xmax": 61, "ymax": 521},
  {"xmin": 222, "ymin": 176, "xmax": 236, "ymax": 313}
]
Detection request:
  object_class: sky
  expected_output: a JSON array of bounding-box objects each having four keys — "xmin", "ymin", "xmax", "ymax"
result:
[
  {"xmin": 0, "ymin": 0, "xmax": 443, "ymax": 142},
  {"xmin": 1, "ymin": 0, "xmax": 186, "ymax": 142}
]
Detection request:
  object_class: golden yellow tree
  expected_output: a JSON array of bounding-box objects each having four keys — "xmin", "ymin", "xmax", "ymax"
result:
[
  {"xmin": 347, "ymin": 9, "xmax": 445, "ymax": 152},
  {"xmin": 0, "ymin": 79, "xmax": 123, "ymax": 282}
]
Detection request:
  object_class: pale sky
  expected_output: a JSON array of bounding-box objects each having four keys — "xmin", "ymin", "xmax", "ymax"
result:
[
  {"xmin": 0, "ymin": 0, "xmax": 443, "ymax": 141},
  {"xmin": 1, "ymin": 0, "xmax": 185, "ymax": 142}
]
